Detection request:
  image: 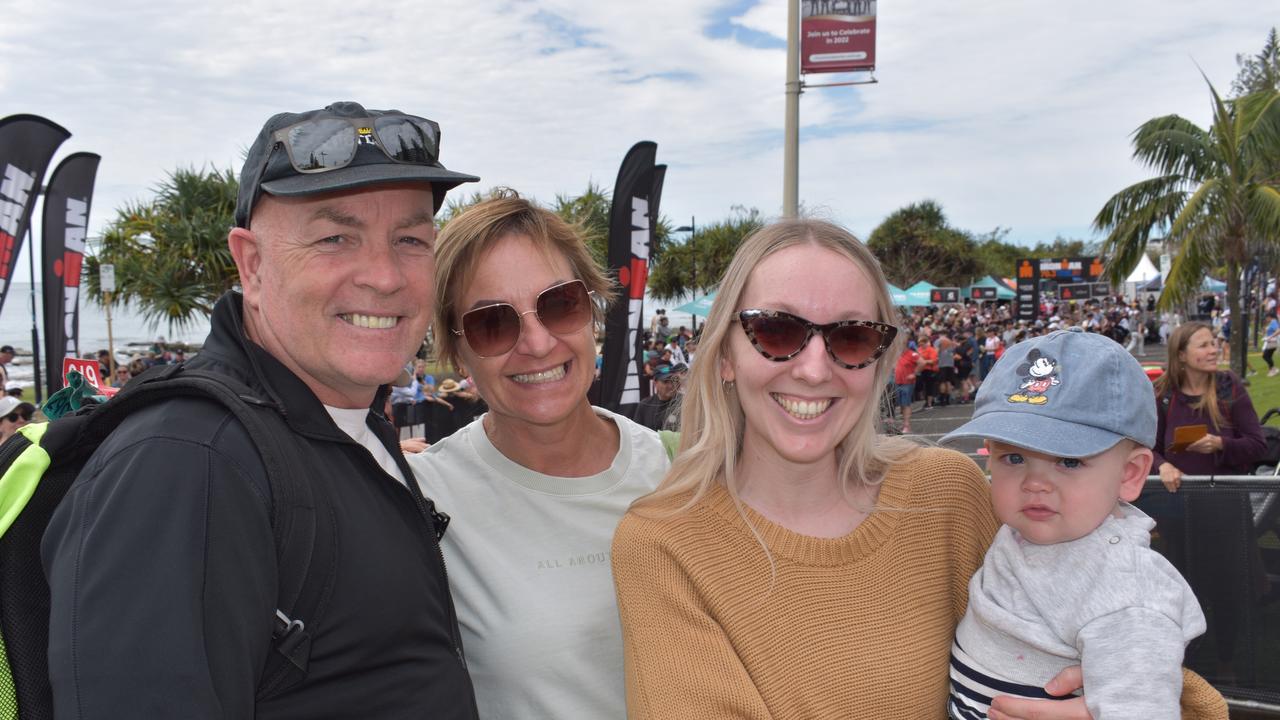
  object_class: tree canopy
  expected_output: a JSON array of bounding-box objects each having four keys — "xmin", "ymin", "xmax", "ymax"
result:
[
  {"xmin": 1233, "ymin": 28, "xmax": 1280, "ymax": 96},
  {"xmin": 1094, "ymin": 81, "xmax": 1280, "ymax": 377},
  {"xmin": 85, "ymin": 166, "xmax": 239, "ymax": 330},
  {"xmin": 647, "ymin": 207, "xmax": 763, "ymax": 301},
  {"xmin": 866, "ymin": 200, "xmax": 982, "ymax": 287}
]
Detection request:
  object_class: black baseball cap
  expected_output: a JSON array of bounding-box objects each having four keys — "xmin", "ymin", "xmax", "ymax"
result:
[
  {"xmin": 235, "ymin": 101, "xmax": 479, "ymax": 228},
  {"xmin": 654, "ymin": 363, "xmax": 688, "ymax": 380}
]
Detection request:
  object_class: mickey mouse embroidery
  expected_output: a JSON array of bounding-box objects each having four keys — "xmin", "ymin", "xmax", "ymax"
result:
[{"xmin": 1008, "ymin": 349, "xmax": 1060, "ymax": 405}]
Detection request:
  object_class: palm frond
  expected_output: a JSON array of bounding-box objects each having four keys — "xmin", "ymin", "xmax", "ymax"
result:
[
  {"xmin": 1093, "ymin": 176, "xmax": 1186, "ymax": 232},
  {"xmin": 1245, "ymin": 185, "xmax": 1280, "ymax": 241},
  {"xmin": 1131, "ymin": 115, "xmax": 1214, "ymax": 179}
]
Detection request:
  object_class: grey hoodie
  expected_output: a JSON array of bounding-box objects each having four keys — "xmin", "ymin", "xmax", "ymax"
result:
[{"xmin": 950, "ymin": 503, "xmax": 1205, "ymax": 720}]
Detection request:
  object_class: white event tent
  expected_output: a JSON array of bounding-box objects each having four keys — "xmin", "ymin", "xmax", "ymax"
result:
[{"xmin": 1123, "ymin": 254, "xmax": 1160, "ymax": 298}]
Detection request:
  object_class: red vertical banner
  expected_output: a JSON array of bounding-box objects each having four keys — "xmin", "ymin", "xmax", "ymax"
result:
[
  {"xmin": 42, "ymin": 152, "xmax": 101, "ymax": 395},
  {"xmin": 801, "ymin": 0, "xmax": 877, "ymax": 74},
  {"xmin": 0, "ymin": 115, "xmax": 71, "ymax": 315}
]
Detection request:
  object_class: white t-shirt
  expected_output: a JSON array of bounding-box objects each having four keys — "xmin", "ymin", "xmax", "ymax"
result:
[
  {"xmin": 407, "ymin": 407, "xmax": 668, "ymax": 720},
  {"xmin": 323, "ymin": 405, "xmax": 407, "ymax": 486}
]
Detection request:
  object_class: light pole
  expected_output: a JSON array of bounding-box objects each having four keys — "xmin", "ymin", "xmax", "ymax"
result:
[
  {"xmin": 784, "ymin": 0, "xmax": 800, "ymax": 217},
  {"xmin": 674, "ymin": 217, "xmax": 698, "ymax": 332}
]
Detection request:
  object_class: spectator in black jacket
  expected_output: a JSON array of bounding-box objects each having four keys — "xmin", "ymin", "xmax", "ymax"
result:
[
  {"xmin": 633, "ymin": 362, "xmax": 686, "ymax": 431},
  {"xmin": 43, "ymin": 101, "xmax": 481, "ymax": 719}
]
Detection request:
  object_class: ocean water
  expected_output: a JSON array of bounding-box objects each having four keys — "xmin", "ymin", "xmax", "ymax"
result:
[{"xmin": 0, "ymin": 283, "xmax": 210, "ymax": 385}]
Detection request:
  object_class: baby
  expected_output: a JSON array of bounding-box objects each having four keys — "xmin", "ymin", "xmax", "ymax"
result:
[{"xmin": 942, "ymin": 327, "xmax": 1205, "ymax": 720}]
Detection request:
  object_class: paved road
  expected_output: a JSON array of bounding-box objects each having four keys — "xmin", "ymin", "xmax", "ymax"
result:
[{"xmin": 896, "ymin": 340, "xmax": 1169, "ymax": 468}]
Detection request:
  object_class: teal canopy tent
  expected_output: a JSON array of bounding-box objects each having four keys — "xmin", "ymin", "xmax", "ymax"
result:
[
  {"xmin": 675, "ymin": 291, "xmax": 717, "ymax": 318},
  {"xmin": 963, "ymin": 275, "xmax": 1016, "ymax": 300},
  {"xmin": 1201, "ymin": 277, "xmax": 1226, "ymax": 292},
  {"xmin": 887, "ymin": 283, "xmax": 909, "ymax": 306},
  {"xmin": 904, "ymin": 280, "xmax": 937, "ymax": 307}
]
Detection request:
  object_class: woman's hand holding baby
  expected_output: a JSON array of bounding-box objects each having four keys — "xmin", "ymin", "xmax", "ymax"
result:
[{"xmin": 989, "ymin": 666, "xmax": 1093, "ymax": 720}]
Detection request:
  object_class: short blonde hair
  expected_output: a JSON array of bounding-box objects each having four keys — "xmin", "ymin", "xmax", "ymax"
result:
[
  {"xmin": 433, "ymin": 190, "xmax": 618, "ymax": 370},
  {"xmin": 632, "ymin": 218, "xmax": 918, "ymax": 516}
]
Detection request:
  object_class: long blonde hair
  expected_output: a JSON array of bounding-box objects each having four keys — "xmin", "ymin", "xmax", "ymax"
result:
[{"xmin": 631, "ymin": 219, "xmax": 918, "ymax": 518}]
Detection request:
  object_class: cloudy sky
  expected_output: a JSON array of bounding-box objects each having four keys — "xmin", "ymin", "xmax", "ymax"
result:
[{"xmin": 1, "ymin": 0, "xmax": 1275, "ymax": 272}]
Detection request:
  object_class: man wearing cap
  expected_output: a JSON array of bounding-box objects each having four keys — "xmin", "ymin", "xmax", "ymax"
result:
[
  {"xmin": 632, "ymin": 363, "xmax": 686, "ymax": 431},
  {"xmin": 44, "ymin": 102, "xmax": 481, "ymax": 718}
]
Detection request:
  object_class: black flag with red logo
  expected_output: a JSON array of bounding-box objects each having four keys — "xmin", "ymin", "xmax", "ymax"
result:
[
  {"xmin": 42, "ymin": 152, "xmax": 100, "ymax": 395},
  {"xmin": 598, "ymin": 141, "xmax": 665, "ymax": 415},
  {"xmin": 0, "ymin": 114, "xmax": 70, "ymax": 315}
]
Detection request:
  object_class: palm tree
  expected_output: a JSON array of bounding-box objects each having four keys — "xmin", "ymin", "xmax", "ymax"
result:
[
  {"xmin": 647, "ymin": 207, "xmax": 763, "ymax": 300},
  {"xmin": 551, "ymin": 182, "xmax": 613, "ymax": 269},
  {"xmin": 1095, "ymin": 82, "xmax": 1280, "ymax": 377},
  {"xmin": 85, "ymin": 166, "xmax": 240, "ymax": 331}
]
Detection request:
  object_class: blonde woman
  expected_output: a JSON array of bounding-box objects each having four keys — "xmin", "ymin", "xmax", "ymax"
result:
[
  {"xmin": 612, "ymin": 219, "xmax": 1093, "ymax": 719},
  {"xmin": 406, "ymin": 193, "xmax": 668, "ymax": 719}
]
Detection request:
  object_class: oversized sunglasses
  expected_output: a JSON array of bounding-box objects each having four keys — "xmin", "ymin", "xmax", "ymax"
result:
[
  {"xmin": 454, "ymin": 280, "xmax": 594, "ymax": 358},
  {"xmin": 738, "ymin": 309, "xmax": 897, "ymax": 369},
  {"xmin": 272, "ymin": 114, "xmax": 440, "ymax": 173}
]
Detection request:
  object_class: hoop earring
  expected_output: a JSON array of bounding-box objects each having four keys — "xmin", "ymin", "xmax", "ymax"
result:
[{"xmin": 722, "ymin": 379, "xmax": 735, "ymax": 391}]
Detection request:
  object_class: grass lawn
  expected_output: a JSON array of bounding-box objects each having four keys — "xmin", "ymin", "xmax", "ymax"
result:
[{"xmin": 1240, "ymin": 351, "xmax": 1280, "ymax": 420}]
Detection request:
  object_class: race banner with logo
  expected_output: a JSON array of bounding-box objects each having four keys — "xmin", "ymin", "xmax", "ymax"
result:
[
  {"xmin": 801, "ymin": 0, "xmax": 877, "ymax": 74},
  {"xmin": 42, "ymin": 152, "xmax": 100, "ymax": 395},
  {"xmin": 1015, "ymin": 259, "xmax": 1040, "ymax": 321},
  {"xmin": 598, "ymin": 141, "xmax": 666, "ymax": 414},
  {"xmin": 0, "ymin": 115, "xmax": 71, "ymax": 315}
]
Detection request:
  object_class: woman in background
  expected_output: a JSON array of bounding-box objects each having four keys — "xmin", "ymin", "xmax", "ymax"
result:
[{"xmin": 1147, "ymin": 321, "xmax": 1266, "ymax": 684}]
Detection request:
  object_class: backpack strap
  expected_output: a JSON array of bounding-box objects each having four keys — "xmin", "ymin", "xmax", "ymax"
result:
[
  {"xmin": 82, "ymin": 363, "xmax": 335, "ymax": 700},
  {"xmin": 1215, "ymin": 371, "xmax": 1236, "ymax": 406}
]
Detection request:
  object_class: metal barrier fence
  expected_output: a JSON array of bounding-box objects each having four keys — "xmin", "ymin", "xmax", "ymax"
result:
[{"xmin": 1137, "ymin": 476, "xmax": 1280, "ymax": 715}]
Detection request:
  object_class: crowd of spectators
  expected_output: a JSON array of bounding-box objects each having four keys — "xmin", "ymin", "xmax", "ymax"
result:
[
  {"xmin": 889, "ymin": 293, "xmax": 1180, "ymax": 420},
  {"xmin": 389, "ymin": 358, "xmax": 484, "ymax": 443}
]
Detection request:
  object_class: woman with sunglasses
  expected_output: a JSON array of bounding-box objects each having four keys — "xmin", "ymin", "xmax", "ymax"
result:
[
  {"xmin": 406, "ymin": 192, "xmax": 669, "ymax": 720},
  {"xmin": 0, "ymin": 396, "xmax": 32, "ymax": 443},
  {"xmin": 612, "ymin": 220, "xmax": 1098, "ymax": 719}
]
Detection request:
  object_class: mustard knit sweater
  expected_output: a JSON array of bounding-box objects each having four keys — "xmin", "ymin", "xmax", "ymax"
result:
[
  {"xmin": 612, "ymin": 445, "xmax": 1229, "ymax": 720},
  {"xmin": 611, "ymin": 446, "xmax": 998, "ymax": 719}
]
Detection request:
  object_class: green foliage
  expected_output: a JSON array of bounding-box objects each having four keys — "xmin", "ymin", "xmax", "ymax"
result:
[
  {"xmin": 1033, "ymin": 236, "xmax": 1093, "ymax": 258},
  {"xmin": 867, "ymin": 200, "xmax": 982, "ymax": 287},
  {"xmin": 551, "ymin": 182, "xmax": 612, "ymax": 269},
  {"xmin": 435, "ymin": 188, "xmax": 498, "ymax": 230},
  {"xmin": 647, "ymin": 207, "xmax": 763, "ymax": 300},
  {"xmin": 970, "ymin": 227, "xmax": 1019, "ymax": 278},
  {"xmin": 1233, "ymin": 28, "xmax": 1280, "ymax": 96},
  {"xmin": 1094, "ymin": 80, "xmax": 1280, "ymax": 377},
  {"xmin": 85, "ymin": 167, "xmax": 239, "ymax": 330}
]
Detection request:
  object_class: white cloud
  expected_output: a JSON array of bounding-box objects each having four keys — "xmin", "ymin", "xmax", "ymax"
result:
[{"xmin": 0, "ymin": 0, "xmax": 1273, "ymax": 269}]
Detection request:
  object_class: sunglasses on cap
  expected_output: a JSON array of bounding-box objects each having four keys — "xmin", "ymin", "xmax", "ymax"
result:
[
  {"xmin": 272, "ymin": 114, "xmax": 440, "ymax": 174},
  {"xmin": 454, "ymin": 280, "xmax": 595, "ymax": 358},
  {"xmin": 738, "ymin": 309, "xmax": 897, "ymax": 370}
]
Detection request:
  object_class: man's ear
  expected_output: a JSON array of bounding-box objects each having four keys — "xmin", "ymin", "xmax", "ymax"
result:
[
  {"xmin": 1119, "ymin": 444, "xmax": 1154, "ymax": 502},
  {"xmin": 227, "ymin": 226, "xmax": 263, "ymax": 304}
]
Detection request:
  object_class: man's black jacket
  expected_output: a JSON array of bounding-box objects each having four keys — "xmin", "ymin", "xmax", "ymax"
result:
[{"xmin": 42, "ymin": 292, "xmax": 478, "ymax": 719}]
